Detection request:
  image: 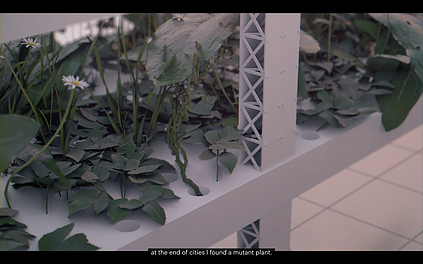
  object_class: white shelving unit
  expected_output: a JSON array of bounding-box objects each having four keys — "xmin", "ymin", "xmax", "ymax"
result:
[{"xmin": 1, "ymin": 13, "xmax": 422, "ymax": 251}]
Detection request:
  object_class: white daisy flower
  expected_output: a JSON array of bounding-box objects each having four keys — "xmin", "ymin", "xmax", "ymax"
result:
[
  {"xmin": 172, "ymin": 13, "xmax": 189, "ymax": 22},
  {"xmin": 62, "ymin": 75, "xmax": 89, "ymax": 90},
  {"xmin": 21, "ymin": 38, "xmax": 41, "ymax": 49}
]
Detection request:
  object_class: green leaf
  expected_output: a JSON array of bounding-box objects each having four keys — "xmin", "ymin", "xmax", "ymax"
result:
[
  {"xmin": 21, "ymin": 144, "xmax": 70, "ymax": 189},
  {"xmin": 38, "ymin": 222, "xmax": 98, "ymax": 251},
  {"xmin": 31, "ymin": 161, "xmax": 50, "ymax": 177},
  {"xmin": 119, "ymin": 199, "xmax": 144, "ymax": 210},
  {"xmin": 142, "ymin": 201, "xmax": 166, "ymax": 225},
  {"xmin": 333, "ymin": 114, "xmax": 353, "ymax": 128},
  {"xmin": 366, "ymin": 88, "xmax": 393, "ymax": 95},
  {"xmin": 79, "ymin": 107, "xmax": 97, "ymax": 122},
  {"xmin": 57, "ymin": 233, "xmax": 99, "ymax": 251},
  {"xmin": 349, "ymin": 87, "xmax": 363, "ymax": 101},
  {"xmin": 300, "ymin": 30, "xmax": 320, "ymax": 53},
  {"xmin": 308, "ymin": 61, "xmax": 334, "ymax": 74},
  {"xmin": 107, "ymin": 198, "xmax": 130, "ymax": 224},
  {"xmin": 354, "ymin": 19, "xmax": 379, "ymax": 39},
  {"xmin": 143, "ymin": 13, "xmax": 239, "ymax": 86},
  {"xmin": 222, "ymin": 117, "xmax": 238, "ymax": 127},
  {"xmin": 204, "ymin": 130, "xmax": 220, "ymax": 144},
  {"xmin": 145, "ymin": 173, "xmax": 169, "ymax": 185},
  {"xmin": 0, "ymin": 115, "xmax": 39, "ymax": 171},
  {"xmin": 188, "ymin": 95, "xmax": 217, "ymax": 115},
  {"xmin": 93, "ymin": 192, "xmax": 109, "ymax": 215},
  {"xmin": 314, "ymin": 90, "xmax": 333, "ymax": 112},
  {"xmin": 209, "ymin": 142, "xmax": 245, "ymax": 151},
  {"xmin": 369, "ymin": 13, "xmax": 423, "ymax": 83},
  {"xmin": 67, "ymin": 189, "xmax": 98, "ymax": 217},
  {"xmin": 372, "ymin": 54, "xmax": 411, "ymax": 64},
  {"xmin": 124, "ymin": 159, "xmax": 141, "ymax": 171},
  {"xmin": 92, "ymin": 165, "xmax": 110, "ymax": 181},
  {"xmin": 297, "ymin": 63, "xmax": 308, "ymax": 99},
  {"xmin": 1, "ymin": 229, "xmax": 35, "ymax": 248},
  {"xmin": 318, "ymin": 110, "xmax": 339, "ymax": 128},
  {"xmin": 64, "ymin": 149, "xmax": 85, "ymax": 163},
  {"xmin": 217, "ymin": 127, "xmax": 244, "ymax": 143},
  {"xmin": 81, "ymin": 171, "xmax": 99, "ymax": 182},
  {"xmin": 199, "ymin": 149, "xmax": 217, "ymax": 160},
  {"xmin": 183, "ymin": 129, "xmax": 207, "ymax": 145},
  {"xmin": 376, "ymin": 66, "xmax": 423, "ymax": 131},
  {"xmin": 336, "ymin": 108, "xmax": 359, "ymax": 115},
  {"xmin": 139, "ymin": 186, "xmax": 163, "ymax": 205},
  {"xmin": 127, "ymin": 164, "xmax": 161, "ymax": 175},
  {"xmin": 311, "ymin": 70, "xmax": 325, "ymax": 81},
  {"xmin": 38, "ymin": 222, "xmax": 74, "ymax": 251},
  {"xmin": 160, "ymin": 188, "xmax": 181, "ymax": 199},
  {"xmin": 0, "ymin": 208, "xmax": 19, "ymax": 218},
  {"xmin": 332, "ymin": 88, "xmax": 352, "ymax": 110},
  {"xmin": 218, "ymin": 152, "xmax": 237, "ymax": 174},
  {"xmin": 0, "ymin": 217, "xmax": 27, "ymax": 228}
]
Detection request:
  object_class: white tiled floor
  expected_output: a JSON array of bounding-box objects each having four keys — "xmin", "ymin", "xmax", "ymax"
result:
[{"xmin": 212, "ymin": 124, "xmax": 423, "ymax": 250}]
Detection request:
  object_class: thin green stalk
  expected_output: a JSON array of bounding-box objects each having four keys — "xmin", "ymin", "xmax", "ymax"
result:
[
  {"xmin": 214, "ymin": 64, "xmax": 237, "ymax": 115},
  {"xmin": 4, "ymin": 89, "xmax": 77, "ymax": 209},
  {"xmin": 92, "ymin": 182, "xmax": 114, "ymax": 200},
  {"xmin": 4, "ymin": 57, "xmax": 47, "ymax": 144},
  {"xmin": 383, "ymin": 13, "xmax": 391, "ymax": 53},
  {"xmin": 204, "ymin": 76, "xmax": 221, "ymax": 103}
]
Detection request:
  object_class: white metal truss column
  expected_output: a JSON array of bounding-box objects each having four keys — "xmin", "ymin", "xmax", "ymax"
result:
[
  {"xmin": 237, "ymin": 201, "xmax": 292, "ymax": 250},
  {"xmin": 237, "ymin": 13, "xmax": 300, "ymax": 250},
  {"xmin": 238, "ymin": 13, "xmax": 300, "ymax": 171},
  {"xmin": 238, "ymin": 13, "xmax": 266, "ymax": 171}
]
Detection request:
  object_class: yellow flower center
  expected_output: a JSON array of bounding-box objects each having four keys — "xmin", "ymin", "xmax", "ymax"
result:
[
  {"xmin": 28, "ymin": 41, "xmax": 36, "ymax": 47},
  {"xmin": 72, "ymin": 81, "xmax": 81, "ymax": 86},
  {"xmin": 178, "ymin": 16, "xmax": 184, "ymax": 20}
]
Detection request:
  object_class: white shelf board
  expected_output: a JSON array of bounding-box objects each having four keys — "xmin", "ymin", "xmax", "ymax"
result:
[
  {"xmin": 2, "ymin": 94, "xmax": 421, "ymax": 250},
  {"xmin": 0, "ymin": 13, "xmax": 124, "ymax": 43}
]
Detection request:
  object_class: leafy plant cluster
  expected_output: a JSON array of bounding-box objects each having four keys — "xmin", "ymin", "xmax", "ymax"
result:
[
  {"xmin": 0, "ymin": 207, "xmax": 98, "ymax": 251},
  {"xmin": 0, "ymin": 13, "xmax": 244, "ymax": 244},
  {"xmin": 297, "ymin": 13, "xmax": 422, "ymax": 131}
]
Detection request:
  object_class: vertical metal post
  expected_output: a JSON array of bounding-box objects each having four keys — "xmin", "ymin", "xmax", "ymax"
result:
[
  {"xmin": 238, "ymin": 13, "xmax": 300, "ymax": 171},
  {"xmin": 237, "ymin": 13, "xmax": 300, "ymax": 250}
]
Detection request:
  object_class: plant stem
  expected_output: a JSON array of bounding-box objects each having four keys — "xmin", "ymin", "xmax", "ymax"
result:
[
  {"xmin": 214, "ymin": 64, "xmax": 238, "ymax": 115},
  {"xmin": 4, "ymin": 89, "xmax": 76, "ymax": 209},
  {"xmin": 167, "ymin": 84, "xmax": 203, "ymax": 196}
]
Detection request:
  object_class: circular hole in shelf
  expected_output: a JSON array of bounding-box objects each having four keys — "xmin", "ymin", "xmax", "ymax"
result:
[
  {"xmin": 300, "ymin": 132, "xmax": 320, "ymax": 141},
  {"xmin": 114, "ymin": 219, "xmax": 140, "ymax": 233},
  {"xmin": 163, "ymin": 173, "xmax": 178, "ymax": 183},
  {"xmin": 187, "ymin": 186, "xmax": 210, "ymax": 197}
]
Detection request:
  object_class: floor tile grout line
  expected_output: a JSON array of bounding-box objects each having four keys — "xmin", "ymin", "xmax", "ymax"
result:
[
  {"xmin": 376, "ymin": 177, "xmax": 423, "ymax": 195},
  {"xmin": 347, "ymin": 143, "xmax": 416, "ymax": 179},
  {"xmin": 397, "ymin": 231, "xmax": 423, "ymax": 251},
  {"xmin": 327, "ymin": 207, "xmax": 420, "ymax": 245},
  {"xmin": 290, "ymin": 197, "xmax": 327, "ymax": 231},
  {"xmin": 290, "ymin": 137, "xmax": 422, "ymax": 248},
  {"xmin": 292, "ymin": 150, "xmax": 422, "ymax": 234},
  {"xmin": 291, "ymin": 196, "xmax": 417, "ymax": 244},
  {"xmin": 390, "ymin": 142, "xmax": 423, "ymax": 153}
]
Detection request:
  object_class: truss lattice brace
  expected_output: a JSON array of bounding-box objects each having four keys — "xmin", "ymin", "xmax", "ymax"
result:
[{"xmin": 238, "ymin": 13, "xmax": 300, "ymax": 172}]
